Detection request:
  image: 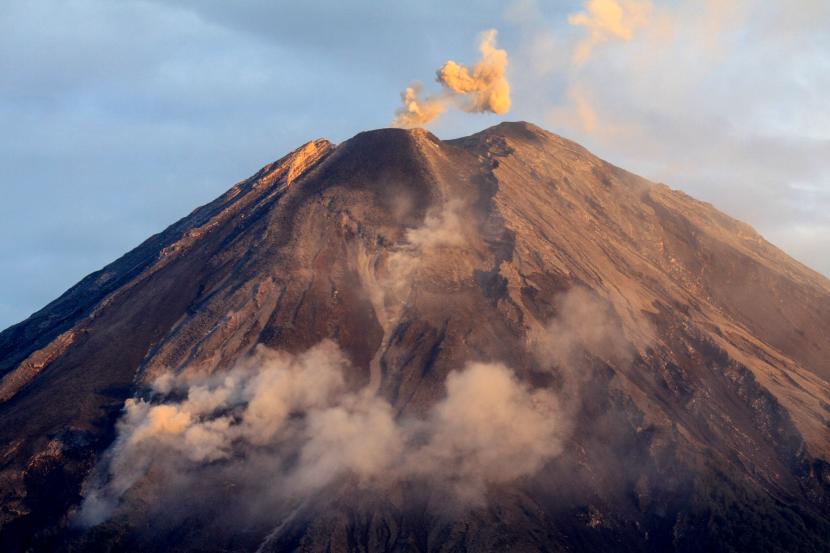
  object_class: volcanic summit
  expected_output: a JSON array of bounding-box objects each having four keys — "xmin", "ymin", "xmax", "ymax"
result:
[{"xmin": 1, "ymin": 122, "xmax": 828, "ymax": 552}]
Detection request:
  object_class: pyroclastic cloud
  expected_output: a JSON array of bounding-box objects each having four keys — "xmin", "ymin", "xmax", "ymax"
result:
[{"xmin": 76, "ymin": 341, "xmax": 566, "ymax": 526}]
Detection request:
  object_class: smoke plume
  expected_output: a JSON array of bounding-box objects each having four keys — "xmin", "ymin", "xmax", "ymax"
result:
[
  {"xmin": 392, "ymin": 29, "xmax": 511, "ymax": 127},
  {"xmin": 76, "ymin": 341, "xmax": 565, "ymax": 527}
]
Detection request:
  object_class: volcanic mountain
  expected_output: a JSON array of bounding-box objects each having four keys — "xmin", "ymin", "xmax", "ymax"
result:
[{"xmin": 1, "ymin": 122, "xmax": 828, "ymax": 552}]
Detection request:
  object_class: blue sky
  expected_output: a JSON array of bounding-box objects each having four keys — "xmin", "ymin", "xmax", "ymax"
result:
[{"xmin": 1, "ymin": 0, "xmax": 828, "ymax": 330}]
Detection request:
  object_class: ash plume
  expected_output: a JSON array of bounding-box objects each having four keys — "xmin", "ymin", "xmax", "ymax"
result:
[{"xmin": 393, "ymin": 29, "xmax": 511, "ymax": 127}]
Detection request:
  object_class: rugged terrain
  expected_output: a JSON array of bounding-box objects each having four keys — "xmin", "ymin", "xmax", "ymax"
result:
[{"xmin": 1, "ymin": 121, "xmax": 829, "ymax": 552}]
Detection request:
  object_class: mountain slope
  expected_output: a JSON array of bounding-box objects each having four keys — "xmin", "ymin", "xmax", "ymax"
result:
[{"xmin": 1, "ymin": 122, "xmax": 828, "ymax": 552}]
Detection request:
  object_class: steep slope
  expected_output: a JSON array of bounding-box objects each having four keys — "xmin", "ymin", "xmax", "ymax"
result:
[{"xmin": 1, "ymin": 122, "xmax": 828, "ymax": 552}]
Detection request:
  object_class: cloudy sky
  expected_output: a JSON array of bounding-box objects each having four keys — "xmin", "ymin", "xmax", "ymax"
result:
[{"xmin": 1, "ymin": 0, "xmax": 828, "ymax": 329}]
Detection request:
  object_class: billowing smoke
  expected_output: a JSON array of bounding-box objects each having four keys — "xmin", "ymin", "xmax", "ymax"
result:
[
  {"xmin": 568, "ymin": 0, "xmax": 652, "ymax": 64},
  {"xmin": 77, "ymin": 341, "xmax": 566, "ymax": 527},
  {"xmin": 436, "ymin": 29, "xmax": 511, "ymax": 115},
  {"xmin": 76, "ymin": 342, "xmax": 354, "ymax": 526},
  {"xmin": 392, "ymin": 29, "xmax": 511, "ymax": 128}
]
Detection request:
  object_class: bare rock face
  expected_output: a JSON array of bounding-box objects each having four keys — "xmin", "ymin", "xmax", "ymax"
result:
[{"xmin": 0, "ymin": 122, "xmax": 828, "ymax": 552}]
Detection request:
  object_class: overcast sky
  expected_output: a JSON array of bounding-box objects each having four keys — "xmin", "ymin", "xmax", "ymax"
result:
[{"xmin": 1, "ymin": 0, "xmax": 828, "ymax": 330}]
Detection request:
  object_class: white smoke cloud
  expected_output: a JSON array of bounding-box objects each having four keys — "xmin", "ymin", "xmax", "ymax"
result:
[
  {"xmin": 392, "ymin": 29, "xmax": 511, "ymax": 127},
  {"xmin": 76, "ymin": 340, "xmax": 565, "ymax": 527}
]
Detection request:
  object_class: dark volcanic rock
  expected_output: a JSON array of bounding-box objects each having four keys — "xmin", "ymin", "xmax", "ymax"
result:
[{"xmin": 1, "ymin": 122, "xmax": 829, "ymax": 552}]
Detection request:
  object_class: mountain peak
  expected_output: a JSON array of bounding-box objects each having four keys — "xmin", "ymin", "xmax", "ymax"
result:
[
  {"xmin": 344, "ymin": 126, "xmax": 441, "ymax": 149},
  {"xmin": 1, "ymin": 121, "xmax": 829, "ymax": 552},
  {"xmin": 486, "ymin": 119, "xmax": 547, "ymax": 134}
]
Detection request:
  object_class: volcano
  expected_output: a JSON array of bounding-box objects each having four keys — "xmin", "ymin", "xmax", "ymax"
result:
[{"xmin": 1, "ymin": 122, "xmax": 828, "ymax": 552}]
